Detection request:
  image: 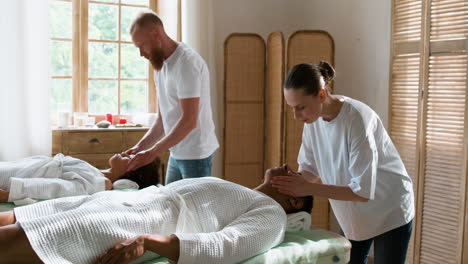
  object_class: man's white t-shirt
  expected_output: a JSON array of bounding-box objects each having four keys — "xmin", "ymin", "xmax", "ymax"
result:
[
  {"xmin": 155, "ymin": 42, "xmax": 219, "ymax": 160},
  {"xmin": 298, "ymin": 96, "xmax": 414, "ymax": 241}
]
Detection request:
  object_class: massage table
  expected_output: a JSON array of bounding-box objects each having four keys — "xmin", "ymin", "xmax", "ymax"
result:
[{"xmin": 0, "ymin": 203, "xmax": 350, "ymax": 264}]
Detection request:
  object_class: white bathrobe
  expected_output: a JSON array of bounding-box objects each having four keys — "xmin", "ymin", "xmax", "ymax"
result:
[
  {"xmin": 0, "ymin": 154, "xmax": 106, "ymax": 202},
  {"xmin": 14, "ymin": 177, "xmax": 287, "ymax": 264}
]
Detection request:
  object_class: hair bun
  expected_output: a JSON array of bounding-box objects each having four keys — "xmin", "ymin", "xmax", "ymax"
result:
[{"xmin": 318, "ymin": 61, "xmax": 335, "ymax": 84}]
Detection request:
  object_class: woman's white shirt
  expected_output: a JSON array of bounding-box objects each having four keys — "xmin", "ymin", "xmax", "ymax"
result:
[{"xmin": 298, "ymin": 96, "xmax": 414, "ymax": 241}]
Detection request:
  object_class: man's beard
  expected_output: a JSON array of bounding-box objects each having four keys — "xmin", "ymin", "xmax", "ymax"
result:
[{"xmin": 149, "ymin": 47, "xmax": 164, "ymax": 71}]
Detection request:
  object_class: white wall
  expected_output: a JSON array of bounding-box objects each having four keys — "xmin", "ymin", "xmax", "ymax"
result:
[{"xmin": 210, "ymin": 0, "xmax": 391, "ymax": 186}]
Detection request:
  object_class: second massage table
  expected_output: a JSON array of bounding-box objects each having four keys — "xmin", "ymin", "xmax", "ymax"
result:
[{"xmin": 141, "ymin": 228, "xmax": 351, "ymax": 264}]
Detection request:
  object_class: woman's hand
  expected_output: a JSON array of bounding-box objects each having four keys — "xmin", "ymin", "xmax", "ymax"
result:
[
  {"xmin": 93, "ymin": 235, "xmax": 147, "ymax": 264},
  {"xmin": 0, "ymin": 189, "xmax": 9, "ymax": 202},
  {"xmin": 271, "ymin": 174, "xmax": 313, "ymax": 197}
]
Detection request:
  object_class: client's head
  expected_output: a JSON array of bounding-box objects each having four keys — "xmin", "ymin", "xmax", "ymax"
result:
[
  {"xmin": 256, "ymin": 166, "xmax": 313, "ymax": 214},
  {"xmin": 106, "ymin": 153, "xmax": 160, "ymax": 189}
]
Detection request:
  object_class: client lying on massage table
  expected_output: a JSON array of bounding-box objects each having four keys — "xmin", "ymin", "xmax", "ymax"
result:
[
  {"xmin": 0, "ymin": 153, "xmax": 159, "ymax": 203},
  {"xmin": 0, "ymin": 166, "xmax": 313, "ymax": 264}
]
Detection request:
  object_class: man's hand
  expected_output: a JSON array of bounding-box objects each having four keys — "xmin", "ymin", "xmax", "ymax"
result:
[
  {"xmin": 271, "ymin": 173, "xmax": 313, "ymax": 197},
  {"xmin": 0, "ymin": 189, "xmax": 9, "ymax": 202},
  {"xmin": 127, "ymin": 148, "xmax": 159, "ymax": 172},
  {"xmin": 123, "ymin": 145, "xmax": 142, "ymax": 156},
  {"xmin": 93, "ymin": 235, "xmax": 146, "ymax": 264}
]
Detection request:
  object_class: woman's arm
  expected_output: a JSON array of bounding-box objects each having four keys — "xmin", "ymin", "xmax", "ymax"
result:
[
  {"xmin": 271, "ymin": 175, "xmax": 368, "ymax": 202},
  {"xmin": 298, "ymin": 170, "xmax": 321, "ymax": 183},
  {"xmin": 308, "ymin": 182, "xmax": 368, "ymax": 202}
]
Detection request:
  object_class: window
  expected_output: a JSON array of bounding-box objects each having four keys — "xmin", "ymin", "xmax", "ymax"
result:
[
  {"xmin": 389, "ymin": 0, "xmax": 468, "ymax": 263},
  {"xmin": 88, "ymin": 0, "xmax": 150, "ymax": 114},
  {"xmin": 49, "ymin": 0, "xmax": 180, "ymax": 120}
]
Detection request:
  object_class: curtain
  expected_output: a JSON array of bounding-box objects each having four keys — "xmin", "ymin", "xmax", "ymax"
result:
[
  {"xmin": 181, "ymin": 0, "xmax": 216, "ymax": 67},
  {"xmin": 0, "ymin": 0, "xmax": 51, "ymax": 161},
  {"xmin": 181, "ymin": 0, "xmax": 221, "ymax": 176}
]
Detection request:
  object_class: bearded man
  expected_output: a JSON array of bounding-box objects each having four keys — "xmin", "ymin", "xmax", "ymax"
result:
[{"xmin": 124, "ymin": 11, "xmax": 219, "ymax": 185}]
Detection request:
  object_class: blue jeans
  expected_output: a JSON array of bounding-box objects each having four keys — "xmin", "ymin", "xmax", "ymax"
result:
[
  {"xmin": 348, "ymin": 219, "xmax": 413, "ymax": 264},
  {"xmin": 165, "ymin": 154, "xmax": 214, "ymax": 185}
]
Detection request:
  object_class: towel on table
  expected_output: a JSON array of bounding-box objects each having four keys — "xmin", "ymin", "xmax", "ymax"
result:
[
  {"xmin": 13, "ymin": 197, "xmax": 38, "ymax": 206},
  {"xmin": 287, "ymin": 211, "xmax": 311, "ymax": 231}
]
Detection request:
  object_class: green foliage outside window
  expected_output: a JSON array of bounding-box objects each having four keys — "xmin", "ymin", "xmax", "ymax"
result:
[{"xmin": 50, "ymin": 0, "xmax": 149, "ymax": 116}]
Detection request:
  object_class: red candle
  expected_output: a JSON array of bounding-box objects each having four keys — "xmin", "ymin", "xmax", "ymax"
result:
[{"xmin": 106, "ymin": 113, "xmax": 113, "ymax": 124}]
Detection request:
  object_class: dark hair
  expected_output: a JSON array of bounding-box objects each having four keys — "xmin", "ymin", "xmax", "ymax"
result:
[
  {"xmin": 301, "ymin": 195, "xmax": 314, "ymax": 214},
  {"xmin": 121, "ymin": 159, "xmax": 160, "ymax": 189},
  {"xmin": 130, "ymin": 10, "xmax": 163, "ymax": 34},
  {"xmin": 286, "ymin": 195, "xmax": 314, "ymax": 214},
  {"xmin": 284, "ymin": 61, "xmax": 335, "ymax": 96}
]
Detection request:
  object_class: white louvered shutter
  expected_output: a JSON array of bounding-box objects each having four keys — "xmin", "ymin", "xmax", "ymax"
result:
[
  {"xmin": 390, "ymin": 1, "xmax": 423, "ymax": 263},
  {"xmin": 419, "ymin": 0, "xmax": 468, "ymax": 263},
  {"xmin": 390, "ymin": 0, "xmax": 468, "ymax": 263}
]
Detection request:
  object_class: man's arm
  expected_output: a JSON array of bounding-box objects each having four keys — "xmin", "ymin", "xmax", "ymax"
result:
[
  {"xmin": 127, "ymin": 98, "xmax": 199, "ymax": 171},
  {"xmin": 151, "ymin": 97, "xmax": 199, "ymax": 155},
  {"xmin": 125, "ymin": 108, "xmax": 165, "ymax": 154}
]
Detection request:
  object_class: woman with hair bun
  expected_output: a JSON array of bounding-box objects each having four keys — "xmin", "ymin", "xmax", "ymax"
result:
[{"xmin": 271, "ymin": 61, "xmax": 414, "ymax": 264}]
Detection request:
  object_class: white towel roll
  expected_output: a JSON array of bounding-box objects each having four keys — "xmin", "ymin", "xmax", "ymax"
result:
[
  {"xmin": 112, "ymin": 179, "xmax": 139, "ymax": 190},
  {"xmin": 286, "ymin": 211, "xmax": 311, "ymax": 232}
]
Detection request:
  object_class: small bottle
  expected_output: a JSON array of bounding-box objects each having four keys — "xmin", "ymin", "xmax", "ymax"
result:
[{"xmin": 106, "ymin": 113, "xmax": 113, "ymax": 124}]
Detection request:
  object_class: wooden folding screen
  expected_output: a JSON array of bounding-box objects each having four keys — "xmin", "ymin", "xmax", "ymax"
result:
[
  {"xmin": 285, "ymin": 31, "xmax": 335, "ymax": 230},
  {"xmin": 264, "ymin": 32, "xmax": 285, "ymax": 170},
  {"xmin": 224, "ymin": 34, "xmax": 266, "ymax": 188},
  {"xmin": 224, "ymin": 31, "xmax": 334, "ymax": 230}
]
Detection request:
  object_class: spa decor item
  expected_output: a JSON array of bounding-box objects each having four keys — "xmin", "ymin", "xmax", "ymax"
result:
[{"xmin": 96, "ymin": 120, "xmax": 111, "ymax": 128}]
